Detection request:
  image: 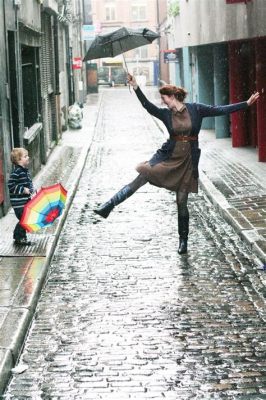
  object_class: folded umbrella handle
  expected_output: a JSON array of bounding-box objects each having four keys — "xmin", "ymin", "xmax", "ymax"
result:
[{"xmin": 121, "ymin": 52, "xmax": 132, "ymax": 94}]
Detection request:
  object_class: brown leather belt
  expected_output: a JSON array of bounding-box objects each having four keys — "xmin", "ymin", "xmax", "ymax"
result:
[{"xmin": 172, "ymin": 135, "xmax": 198, "ymax": 142}]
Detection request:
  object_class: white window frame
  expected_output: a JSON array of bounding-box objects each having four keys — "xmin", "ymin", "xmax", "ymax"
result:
[
  {"xmin": 133, "ymin": 45, "xmax": 148, "ymax": 59},
  {"xmin": 131, "ymin": 2, "xmax": 147, "ymax": 21},
  {"xmin": 105, "ymin": 4, "xmax": 116, "ymax": 21}
]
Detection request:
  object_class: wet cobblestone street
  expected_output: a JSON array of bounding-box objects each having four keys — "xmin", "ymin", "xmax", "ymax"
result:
[{"xmin": 4, "ymin": 88, "xmax": 266, "ymax": 400}]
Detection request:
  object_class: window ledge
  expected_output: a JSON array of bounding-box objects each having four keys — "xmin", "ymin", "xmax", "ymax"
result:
[
  {"xmin": 131, "ymin": 19, "xmax": 148, "ymax": 23},
  {"xmin": 23, "ymin": 123, "xmax": 42, "ymax": 145}
]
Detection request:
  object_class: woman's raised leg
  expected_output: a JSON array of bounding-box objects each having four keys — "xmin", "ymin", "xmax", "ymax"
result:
[{"xmin": 94, "ymin": 174, "xmax": 148, "ymax": 219}]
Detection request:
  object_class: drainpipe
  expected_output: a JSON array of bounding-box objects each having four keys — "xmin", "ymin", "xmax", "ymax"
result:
[
  {"xmin": 1, "ymin": 0, "xmax": 9, "ymax": 215},
  {"xmin": 66, "ymin": 25, "xmax": 74, "ymax": 105},
  {"xmin": 156, "ymin": 0, "xmax": 161, "ymax": 86},
  {"xmin": 13, "ymin": 1, "xmax": 24, "ymax": 143},
  {"xmin": 53, "ymin": 17, "xmax": 62, "ymax": 140}
]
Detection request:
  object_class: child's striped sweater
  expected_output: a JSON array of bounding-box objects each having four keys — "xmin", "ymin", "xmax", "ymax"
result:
[{"xmin": 8, "ymin": 165, "xmax": 34, "ymax": 209}]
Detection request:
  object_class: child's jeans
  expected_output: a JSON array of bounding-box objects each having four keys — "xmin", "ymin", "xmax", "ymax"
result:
[{"xmin": 13, "ymin": 207, "xmax": 27, "ymax": 240}]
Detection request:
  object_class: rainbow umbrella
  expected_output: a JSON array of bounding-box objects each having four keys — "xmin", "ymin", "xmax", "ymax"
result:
[{"xmin": 20, "ymin": 183, "xmax": 67, "ymax": 232}]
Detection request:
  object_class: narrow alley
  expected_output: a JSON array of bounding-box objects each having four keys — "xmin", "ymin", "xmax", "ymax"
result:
[{"xmin": 4, "ymin": 88, "xmax": 266, "ymax": 400}]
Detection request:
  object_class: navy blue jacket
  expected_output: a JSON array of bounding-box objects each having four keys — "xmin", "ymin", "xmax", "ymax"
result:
[
  {"xmin": 134, "ymin": 87, "xmax": 248, "ymax": 175},
  {"xmin": 8, "ymin": 165, "xmax": 34, "ymax": 209}
]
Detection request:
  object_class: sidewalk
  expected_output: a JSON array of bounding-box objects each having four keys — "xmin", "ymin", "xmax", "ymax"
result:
[
  {"xmin": 0, "ymin": 92, "xmax": 102, "ymax": 394},
  {"xmin": 199, "ymin": 130, "xmax": 266, "ymax": 265},
  {"xmin": 0, "ymin": 86, "xmax": 266, "ymax": 395}
]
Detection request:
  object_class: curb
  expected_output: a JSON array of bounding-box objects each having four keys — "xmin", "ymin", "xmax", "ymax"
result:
[
  {"xmin": 0, "ymin": 93, "xmax": 103, "ymax": 396},
  {"xmin": 199, "ymin": 169, "xmax": 266, "ymax": 265}
]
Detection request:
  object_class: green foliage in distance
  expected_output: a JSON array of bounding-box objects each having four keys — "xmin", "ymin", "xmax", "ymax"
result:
[{"xmin": 168, "ymin": 0, "xmax": 180, "ymax": 17}]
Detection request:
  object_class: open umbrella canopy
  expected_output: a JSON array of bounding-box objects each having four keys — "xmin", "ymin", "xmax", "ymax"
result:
[
  {"xmin": 20, "ymin": 183, "xmax": 67, "ymax": 233},
  {"xmin": 83, "ymin": 27, "xmax": 159, "ymax": 61}
]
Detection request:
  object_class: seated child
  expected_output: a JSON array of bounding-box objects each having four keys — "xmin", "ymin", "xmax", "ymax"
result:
[{"xmin": 8, "ymin": 148, "xmax": 34, "ymax": 245}]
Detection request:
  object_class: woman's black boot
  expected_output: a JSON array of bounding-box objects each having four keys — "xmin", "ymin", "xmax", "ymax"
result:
[
  {"xmin": 94, "ymin": 200, "xmax": 114, "ymax": 219},
  {"xmin": 94, "ymin": 185, "xmax": 133, "ymax": 219},
  {"xmin": 178, "ymin": 238, "xmax": 188, "ymax": 254},
  {"xmin": 178, "ymin": 215, "xmax": 189, "ymax": 254}
]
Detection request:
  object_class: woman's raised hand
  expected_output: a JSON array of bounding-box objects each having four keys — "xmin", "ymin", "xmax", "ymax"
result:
[
  {"xmin": 247, "ymin": 91, "xmax": 260, "ymax": 106},
  {"xmin": 127, "ymin": 73, "xmax": 138, "ymax": 89}
]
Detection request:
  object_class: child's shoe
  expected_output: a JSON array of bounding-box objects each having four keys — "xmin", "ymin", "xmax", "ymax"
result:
[{"xmin": 14, "ymin": 238, "xmax": 32, "ymax": 246}]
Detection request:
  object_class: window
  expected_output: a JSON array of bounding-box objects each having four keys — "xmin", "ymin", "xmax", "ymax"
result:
[
  {"xmin": 133, "ymin": 45, "xmax": 148, "ymax": 59},
  {"xmin": 21, "ymin": 45, "xmax": 41, "ymax": 129},
  {"xmin": 105, "ymin": 2, "xmax": 116, "ymax": 21},
  {"xmin": 83, "ymin": 0, "xmax": 92, "ymax": 24},
  {"xmin": 131, "ymin": 3, "xmax": 146, "ymax": 20}
]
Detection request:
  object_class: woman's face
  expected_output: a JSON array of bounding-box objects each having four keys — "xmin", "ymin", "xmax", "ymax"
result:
[{"xmin": 160, "ymin": 94, "xmax": 175, "ymax": 108}]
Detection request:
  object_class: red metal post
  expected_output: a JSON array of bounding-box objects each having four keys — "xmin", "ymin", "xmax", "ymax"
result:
[
  {"xmin": 255, "ymin": 38, "xmax": 266, "ymax": 162},
  {"xmin": 228, "ymin": 42, "xmax": 249, "ymax": 147},
  {"xmin": 248, "ymin": 41, "xmax": 257, "ymax": 147}
]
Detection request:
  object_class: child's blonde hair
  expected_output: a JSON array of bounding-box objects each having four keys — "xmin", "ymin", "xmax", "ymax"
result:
[{"xmin": 10, "ymin": 148, "xmax": 28, "ymax": 165}]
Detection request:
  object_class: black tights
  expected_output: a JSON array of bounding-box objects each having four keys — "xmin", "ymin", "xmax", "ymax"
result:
[
  {"xmin": 13, "ymin": 207, "xmax": 27, "ymax": 240},
  {"xmin": 176, "ymin": 191, "xmax": 189, "ymax": 217},
  {"xmin": 128, "ymin": 174, "xmax": 148, "ymax": 193},
  {"xmin": 128, "ymin": 174, "xmax": 189, "ymax": 217}
]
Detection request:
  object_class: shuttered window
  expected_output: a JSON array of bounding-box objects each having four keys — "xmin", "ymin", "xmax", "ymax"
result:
[{"xmin": 40, "ymin": 12, "xmax": 57, "ymax": 155}]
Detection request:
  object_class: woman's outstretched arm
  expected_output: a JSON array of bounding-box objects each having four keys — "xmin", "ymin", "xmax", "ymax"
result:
[
  {"xmin": 198, "ymin": 91, "xmax": 260, "ymax": 118},
  {"xmin": 127, "ymin": 73, "xmax": 166, "ymax": 121}
]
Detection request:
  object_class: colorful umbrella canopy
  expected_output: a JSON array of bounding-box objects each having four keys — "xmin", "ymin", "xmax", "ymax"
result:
[{"xmin": 20, "ymin": 183, "xmax": 67, "ymax": 232}]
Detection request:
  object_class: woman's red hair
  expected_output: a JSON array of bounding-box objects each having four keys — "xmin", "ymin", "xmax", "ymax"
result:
[{"xmin": 159, "ymin": 85, "xmax": 187, "ymax": 102}]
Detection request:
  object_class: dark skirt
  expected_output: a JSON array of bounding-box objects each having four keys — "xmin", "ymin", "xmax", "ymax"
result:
[{"xmin": 136, "ymin": 141, "xmax": 198, "ymax": 193}]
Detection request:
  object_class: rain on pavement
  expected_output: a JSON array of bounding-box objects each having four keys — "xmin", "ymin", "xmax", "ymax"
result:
[{"xmin": 4, "ymin": 87, "xmax": 266, "ymax": 400}]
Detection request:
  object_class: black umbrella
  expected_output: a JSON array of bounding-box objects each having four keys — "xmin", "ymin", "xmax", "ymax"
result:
[{"xmin": 83, "ymin": 27, "xmax": 159, "ymax": 71}]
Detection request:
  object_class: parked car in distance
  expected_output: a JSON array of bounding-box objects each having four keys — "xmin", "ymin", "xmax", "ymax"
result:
[
  {"xmin": 98, "ymin": 66, "xmax": 112, "ymax": 86},
  {"xmin": 97, "ymin": 66, "xmax": 127, "ymax": 87},
  {"xmin": 111, "ymin": 67, "xmax": 127, "ymax": 86}
]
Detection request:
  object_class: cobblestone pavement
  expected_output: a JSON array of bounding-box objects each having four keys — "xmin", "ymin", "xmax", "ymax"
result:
[{"xmin": 4, "ymin": 88, "xmax": 266, "ymax": 400}]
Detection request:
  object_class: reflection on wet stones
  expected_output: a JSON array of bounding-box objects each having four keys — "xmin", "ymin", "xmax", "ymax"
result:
[{"xmin": 4, "ymin": 89, "xmax": 266, "ymax": 399}]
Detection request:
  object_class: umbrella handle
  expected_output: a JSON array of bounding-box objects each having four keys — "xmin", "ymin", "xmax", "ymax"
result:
[
  {"xmin": 121, "ymin": 53, "xmax": 132, "ymax": 94},
  {"xmin": 118, "ymin": 40, "xmax": 132, "ymax": 94},
  {"xmin": 122, "ymin": 53, "xmax": 128, "ymax": 73}
]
